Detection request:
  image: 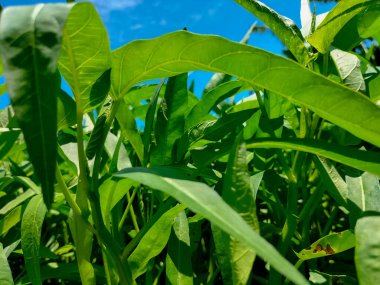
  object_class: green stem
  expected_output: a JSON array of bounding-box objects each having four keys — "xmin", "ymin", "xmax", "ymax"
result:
[{"xmin": 118, "ymin": 187, "xmax": 138, "ymax": 231}]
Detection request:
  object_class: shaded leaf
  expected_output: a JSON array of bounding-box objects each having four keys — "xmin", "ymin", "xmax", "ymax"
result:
[{"xmin": 0, "ymin": 243, "xmax": 13, "ymax": 285}]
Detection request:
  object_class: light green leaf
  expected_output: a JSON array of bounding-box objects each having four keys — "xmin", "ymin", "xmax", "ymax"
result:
[
  {"xmin": 151, "ymin": 74, "xmax": 188, "ymax": 166},
  {"xmin": 128, "ymin": 204, "xmax": 186, "ymax": 279},
  {"xmin": 330, "ymin": 49, "xmax": 365, "ymax": 92},
  {"xmin": 0, "ymin": 189, "xmax": 36, "ymax": 216},
  {"xmin": 21, "ymin": 195, "xmax": 47, "ymax": 285},
  {"xmin": 213, "ymin": 133, "xmax": 261, "ymax": 285},
  {"xmin": 166, "ymin": 211, "xmax": 193, "ymax": 285},
  {"xmin": 355, "ymin": 216, "xmax": 380, "ymax": 285},
  {"xmin": 233, "ymin": 0, "xmax": 309, "ymax": 64},
  {"xmin": 0, "ymin": 206, "xmax": 22, "ymax": 237},
  {"xmin": 187, "ymin": 81, "xmax": 250, "ymax": 130},
  {"xmin": 0, "ymin": 4, "xmax": 71, "ymax": 208},
  {"xmin": 307, "ymin": 0, "xmax": 378, "ymax": 53},
  {"xmin": 297, "ymin": 230, "xmax": 355, "ymax": 260},
  {"xmin": 114, "ymin": 168, "xmax": 308, "ymax": 285},
  {"xmin": 357, "ymin": 8, "xmax": 380, "ymax": 39},
  {"xmin": 0, "ymin": 243, "xmax": 13, "ymax": 285},
  {"xmin": 58, "ymin": 2, "xmax": 111, "ymax": 113},
  {"xmin": 111, "ymin": 31, "xmax": 380, "ymax": 148},
  {"xmin": 246, "ymin": 138, "xmax": 380, "ymax": 176},
  {"xmin": 346, "ymin": 172, "xmax": 380, "ymax": 213}
]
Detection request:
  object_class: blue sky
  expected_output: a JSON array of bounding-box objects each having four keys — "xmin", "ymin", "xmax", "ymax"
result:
[{"xmin": 0, "ymin": 0, "xmax": 336, "ymax": 108}]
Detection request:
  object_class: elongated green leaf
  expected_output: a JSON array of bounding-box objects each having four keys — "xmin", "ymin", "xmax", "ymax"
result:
[
  {"xmin": 57, "ymin": 90, "xmax": 76, "ymax": 130},
  {"xmin": 151, "ymin": 74, "xmax": 188, "ymax": 165},
  {"xmin": 307, "ymin": 0, "xmax": 378, "ymax": 53},
  {"xmin": 0, "ymin": 130, "xmax": 20, "ymax": 161},
  {"xmin": 114, "ymin": 168, "xmax": 308, "ymax": 285},
  {"xmin": 111, "ymin": 31, "xmax": 380, "ymax": 148},
  {"xmin": 233, "ymin": 0, "xmax": 309, "ymax": 64},
  {"xmin": 21, "ymin": 195, "xmax": 47, "ymax": 285},
  {"xmin": 116, "ymin": 101, "xmax": 144, "ymax": 163},
  {"xmin": 0, "ymin": 189, "xmax": 36, "ymax": 215},
  {"xmin": 58, "ymin": 2, "xmax": 111, "ymax": 113},
  {"xmin": 355, "ymin": 216, "xmax": 380, "ymax": 285},
  {"xmin": 297, "ymin": 230, "xmax": 355, "ymax": 260},
  {"xmin": 213, "ymin": 133, "xmax": 260, "ymax": 285},
  {"xmin": 0, "ymin": 243, "xmax": 13, "ymax": 285},
  {"xmin": 330, "ymin": 49, "xmax": 365, "ymax": 92},
  {"xmin": 246, "ymin": 138, "xmax": 380, "ymax": 176},
  {"xmin": 0, "ymin": 206, "xmax": 22, "ymax": 236},
  {"xmin": 166, "ymin": 211, "xmax": 193, "ymax": 285},
  {"xmin": 346, "ymin": 172, "xmax": 380, "ymax": 213},
  {"xmin": 187, "ymin": 81, "xmax": 249, "ymax": 130},
  {"xmin": 0, "ymin": 4, "xmax": 72, "ymax": 208},
  {"xmin": 128, "ymin": 204, "xmax": 186, "ymax": 279}
]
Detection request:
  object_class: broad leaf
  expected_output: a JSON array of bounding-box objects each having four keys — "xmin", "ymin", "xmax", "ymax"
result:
[
  {"xmin": 58, "ymin": 2, "xmax": 111, "ymax": 113},
  {"xmin": 355, "ymin": 216, "xmax": 380, "ymax": 285},
  {"xmin": 166, "ymin": 211, "xmax": 193, "ymax": 285},
  {"xmin": 246, "ymin": 138, "xmax": 380, "ymax": 176},
  {"xmin": 0, "ymin": 4, "xmax": 72, "ymax": 208},
  {"xmin": 21, "ymin": 195, "xmax": 47, "ymax": 285},
  {"xmin": 297, "ymin": 230, "xmax": 355, "ymax": 260},
  {"xmin": 233, "ymin": 0, "xmax": 309, "ymax": 64},
  {"xmin": 307, "ymin": 0, "xmax": 379, "ymax": 53},
  {"xmin": 111, "ymin": 31, "xmax": 380, "ymax": 148},
  {"xmin": 128, "ymin": 204, "xmax": 186, "ymax": 279},
  {"xmin": 114, "ymin": 168, "xmax": 308, "ymax": 285}
]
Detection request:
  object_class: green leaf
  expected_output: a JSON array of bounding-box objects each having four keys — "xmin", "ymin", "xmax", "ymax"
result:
[
  {"xmin": 151, "ymin": 73, "xmax": 188, "ymax": 165},
  {"xmin": 0, "ymin": 4, "xmax": 72, "ymax": 208},
  {"xmin": 246, "ymin": 138, "xmax": 380, "ymax": 176},
  {"xmin": 186, "ymin": 81, "xmax": 250, "ymax": 130},
  {"xmin": 128, "ymin": 204, "xmax": 186, "ymax": 279},
  {"xmin": 0, "ymin": 206, "xmax": 22, "ymax": 237},
  {"xmin": 114, "ymin": 168, "xmax": 308, "ymax": 285},
  {"xmin": 355, "ymin": 216, "xmax": 380, "ymax": 285},
  {"xmin": 116, "ymin": 101, "xmax": 144, "ymax": 163},
  {"xmin": 357, "ymin": 8, "xmax": 380, "ymax": 39},
  {"xmin": 57, "ymin": 90, "xmax": 77, "ymax": 130},
  {"xmin": 213, "ymin": 133, "xmax": 260, "ymax": 285},
  {"xmin": 58, "ymin": 2, "xmax": 111, "ymax": 113},
  {"xmin": 0, "ymin": 130, "xmax": 20, "ymax": 161},
  {"xmin": 296, "ymin": 230, "xmax": 355, "ymax": 260},
  {"xmin": 233, "ymin": 0, "xmax": 309, "ymax": 64},
  {"xmin": 166, "ymin": 211, "xmax": 193, "ymax": 285},
  {"xmin": 346, "ymin": 172, "xmax": 380, "ymax": 213},
  {"xmin": 0, "ymin": 243, "xmax": 13, "ymax": 285},
  {"xmin": 0, "ymin": 189, "xmax": 36, "ymax": 216},
  {"xmin": 307, "ymin": 0, "xmax": 378, "ymax": 53},
  {"xmin": 330, "ymin": 49, "xmax": 365, "ymax": 92},
  {"xmin": 111, "ymin": 31, "xmax": 380, "ymax": 148},
  {"xmin": 21, "ymin": 195, "xmax": 47, "ymax": 285}
]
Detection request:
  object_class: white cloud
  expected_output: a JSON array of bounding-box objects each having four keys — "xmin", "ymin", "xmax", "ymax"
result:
[
  {"xmin": 87, "ymin": 0, "xmax": 143, "ymax": 16},
  {"xmin": 130, "ymin": 24, "xmax": 143, "ymax": 30}
]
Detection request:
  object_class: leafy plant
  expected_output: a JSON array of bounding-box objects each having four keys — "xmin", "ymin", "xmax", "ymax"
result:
[{"xmin": 0, "ymin": 0, "xmax": 379, "ymax": 284}]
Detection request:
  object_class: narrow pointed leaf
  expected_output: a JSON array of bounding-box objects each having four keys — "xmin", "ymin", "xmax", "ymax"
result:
[
  {"xmin": 111, "ymin": 31, "xmax": 380, "ymax": 148},
  {"xmin": 213, "ymin": 133, "xmax": 260, "ymax": 285},
  {"xmin": 0, "ymin": 206, "xmax": 22, "ymax": 237},
  {"xmin": 58, "ymin": 2, "xmax": 111, "ymax": 113},
  {"xmin": 128, "ymin": 204, "xmax": 186, "ymax": 279},
  {"xmin": 21, "ymin": 195, "xmax": 47, "ymax": 285},
  {"xmin": 57, "ymin": 90, "xmax": 76, "ymax": 130},
  {"xmin": 246, "ymin": 138, "xmax": 380, "ymax": 176},
  {"xmin": 0, "ymin": 243, "xmax": 13, "ymax": 285},
  {"xmin": 297, "ymin": 230, "xmax": 355, "ymax": 260},
  {"xmin": 114, "ymin": 168, "xmax": 308, "ymax": 285},
  {"xmin": 307, "ymin": 0, "xmax": 378, "ymax": 53},
  {"xmin": 0, "ymin": 4, "xmax": 72, "ymax": 208},
  {"xmin": 166, "ymin": 211, "xmax": 193, "ymax": 285},
  {"xmin": 233, "ymin": 0, "xmax": 309, "ymax": 64},
  {"xmin": 151, "ymin": 74, "xmax": 188, "ymax": 165},
  {"xmin": 355, "ymin": 216, "xmax": 380, "ymax": 285}
]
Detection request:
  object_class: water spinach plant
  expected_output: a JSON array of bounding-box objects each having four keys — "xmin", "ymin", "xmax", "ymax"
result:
[{"xmin": 0, "ymin": 0, "xmax": 380, "ymax": 284}]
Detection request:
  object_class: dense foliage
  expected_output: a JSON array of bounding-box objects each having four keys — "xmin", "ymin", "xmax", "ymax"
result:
[{"xmin": 0, "ymin": 0, "xmax": 379, "ymax": 284}]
